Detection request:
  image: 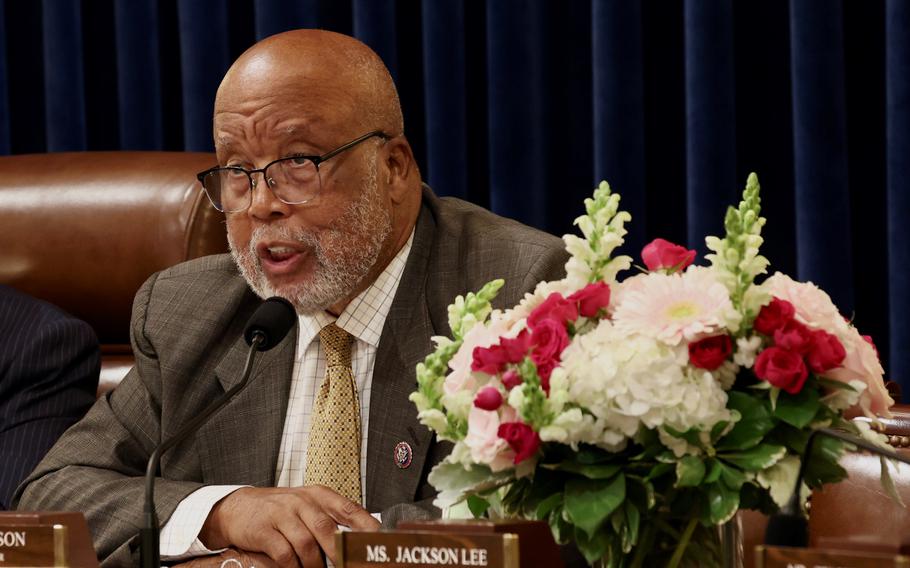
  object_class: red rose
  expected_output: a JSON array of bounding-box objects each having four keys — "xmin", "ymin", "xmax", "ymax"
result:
[
  {"xmin": 471, "ymin": 331, "xmax": 533, "ymax": 375},
  {"xmin": 754, "ymin": 347, "xmax": 808, "ymax": 394},
  {"xmin": 501, "ymin": 369, "xmax": 523, "ymax": 390},
  {"xmin": 688, "ymin": 335, "xmax": 733, "ymax": 370},
  {"xmin": 471, "ymin": 345, "xmax": 508, "ymax": 374},
  {"xmin": 754, "ymin": 298, "xmax": 796, "ymax": 336},
  {"xmin": 500, "ymin": 329, "xmax": 532, "ymax": 362},
  {"xmin": 473, "ymin": 386, "xmax": 503, "ymax": 411},
  {"xmin": 567, "ymin": 282, "xmax": 612, "ymax": 318},
  {"xmin": 641, "ymin": 238, "xmax": 696, "ymax": 272},
  {"xmin": 806, "ymin": 330, "xmax": 846, "ymax": 374},
  {"xmin": 530, "ymin": 319, "xmax": 569, "ymax": 392},
  {"xmin": 773, "ymin": 320, "xmax": 813, "ymax": 354},
  {"xmin": 528, "ymin": 292, "xmax": 578, "ymax": 329},
  {"xmin": 497, "ymin": 422, "xmax": 540, "ymax": 464}
]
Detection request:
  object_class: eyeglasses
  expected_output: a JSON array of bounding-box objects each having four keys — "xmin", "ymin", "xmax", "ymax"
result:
[{"xmin": 197, "ymin": 130, "xmax": 388, "ymax": 213}]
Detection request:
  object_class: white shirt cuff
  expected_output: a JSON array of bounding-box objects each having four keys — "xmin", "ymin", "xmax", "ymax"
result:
[{"xmin": 159, "ymin": 485, "xmax": 248, "ymax": 560}]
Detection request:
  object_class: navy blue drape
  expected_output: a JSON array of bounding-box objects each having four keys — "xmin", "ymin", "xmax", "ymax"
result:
[{"xmin": 1, "ymin": 0, "xmax": 908, "ymax": 395}]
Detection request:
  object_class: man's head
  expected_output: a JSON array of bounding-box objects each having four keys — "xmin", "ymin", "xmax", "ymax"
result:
[{"xmin": 213, "ymin": 30, "xmax": 422, "ymax": 315}]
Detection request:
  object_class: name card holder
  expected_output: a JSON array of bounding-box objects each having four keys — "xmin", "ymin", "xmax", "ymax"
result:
[
  {"xmin": 337, "ymin": 530, "xmax": 517, "ymax": 568},
  {"xmin": 0, "ymin": 512, "xmax": 99, "ymax": 568},
  {"xmin": 756, "ymin": 545, "xmax": 910, "ymax": 567}
]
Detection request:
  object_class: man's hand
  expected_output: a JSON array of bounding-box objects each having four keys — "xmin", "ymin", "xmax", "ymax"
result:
[
  {"xmin": 172, "ymin": 548, "xmax": 278, "ymax": 568},
  {"xmin": 199, "ymin": 485, "xmax": 380, "ymax": 567}
]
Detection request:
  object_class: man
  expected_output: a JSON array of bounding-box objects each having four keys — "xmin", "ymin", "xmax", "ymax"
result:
[
  {"xmin": 0, "ymin": 285, "xmax": 99, "ymax": 509},
  {"xmin": 16, "ymin": 30, "xmax": 567, "ymax": 566}
]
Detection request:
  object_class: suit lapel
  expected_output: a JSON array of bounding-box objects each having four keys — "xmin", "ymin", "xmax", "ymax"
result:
[
  {"xmin": 196, "ymin": 311, "xmax": 298, "ymax": 488},
  {"xmin": 366, "ymin": 197, "xmax": 438, "ymax": 511}
]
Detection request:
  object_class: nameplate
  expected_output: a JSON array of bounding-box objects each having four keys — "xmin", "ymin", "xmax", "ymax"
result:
[
  {"xmin": 0, "ymin": 524, "xmax": 67, "ymax": 567},
  {"xmin": 756, "ymin": 545, "xmax": 910, "ymax": 567},
  {"xmin": 336, "ymin": 531, "xmax": 518, "ymax": 568}
]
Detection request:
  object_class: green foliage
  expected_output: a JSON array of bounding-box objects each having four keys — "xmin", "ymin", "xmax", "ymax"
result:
[
  {"xmin": 716, "ymin": 391, "xmax": 774, "ymax": 451},
  {"xmin": 773, "ymin": 387, "xmax": 821, "ymax": 428}
]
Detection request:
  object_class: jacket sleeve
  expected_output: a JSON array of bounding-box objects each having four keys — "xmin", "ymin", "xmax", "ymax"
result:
[{"xmin": 13, "ymin": 273, "xmax": 206, "ymax": 566}]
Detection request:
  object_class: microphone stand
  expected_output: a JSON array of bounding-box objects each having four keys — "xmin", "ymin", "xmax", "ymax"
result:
[{"xmin": 140, "ymin": 333, "xmax": 264, "ymax": 568}]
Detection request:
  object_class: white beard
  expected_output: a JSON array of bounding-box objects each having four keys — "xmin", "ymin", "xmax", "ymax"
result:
[{"xmin": 228, "ymin": 158, "xmax": 392, "ymax": 314}]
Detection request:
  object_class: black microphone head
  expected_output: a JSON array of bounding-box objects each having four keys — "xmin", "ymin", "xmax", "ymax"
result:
[
  {"xmin": 244, "ymin": 297, "xmax": 297, "ymax": 351},
  {"xmin": 764, "ymin": 513, "xmax": 809, "ymax": 548}
]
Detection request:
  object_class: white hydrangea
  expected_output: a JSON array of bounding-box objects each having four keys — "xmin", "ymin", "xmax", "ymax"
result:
[
  {"xmin": 557, "ymin": 319, "xmax": 733, "ymax": 454},
  {"xmin": 733, "ymin": 335, "xmax": 763, "ymax": 368}
]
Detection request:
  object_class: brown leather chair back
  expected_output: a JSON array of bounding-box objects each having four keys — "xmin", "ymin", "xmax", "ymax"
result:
[
  {"xmin": 0, "ymin": 151, "xmax": 227, "ymax": 392},
  {"xmin": 808, "ymin": 405, "xmax": 910, "ymax": 554}
]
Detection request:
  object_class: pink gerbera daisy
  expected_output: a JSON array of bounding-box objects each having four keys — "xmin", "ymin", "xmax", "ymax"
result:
[{"xmin": 612, "ymin": 269, "xmax": 734, "ymax": 345}]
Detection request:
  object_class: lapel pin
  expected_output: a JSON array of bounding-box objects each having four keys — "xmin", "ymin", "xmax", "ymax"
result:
[{"xmin": 394, "ymin": 441, "xmax": 413, "ymax": 469}]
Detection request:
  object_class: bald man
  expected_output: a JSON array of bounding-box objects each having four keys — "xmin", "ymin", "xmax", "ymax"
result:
[{"xmin": 15, "ymin": 30, "xmax": 567, "ymax": 567}]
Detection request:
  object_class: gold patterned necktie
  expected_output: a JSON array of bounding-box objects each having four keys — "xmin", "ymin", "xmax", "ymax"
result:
[{"xmin": 305, "ymin": 323, "xmax": 362, "ymax": 504}]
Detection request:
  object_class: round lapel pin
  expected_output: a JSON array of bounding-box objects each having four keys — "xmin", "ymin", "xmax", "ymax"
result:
[{"xmin": 394, "ymin": 441, "xmax": 413, "ymax": 469}]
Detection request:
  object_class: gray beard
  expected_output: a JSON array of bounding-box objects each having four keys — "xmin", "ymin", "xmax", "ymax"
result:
[{"xmin": 228, "ymin": 166, "xmax": 392, "ymax": 314}]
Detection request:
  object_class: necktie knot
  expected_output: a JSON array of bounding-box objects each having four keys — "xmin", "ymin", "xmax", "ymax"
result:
[{"xmin": 320, "ymin": 323, "xmax": 352, "ymax": 368}]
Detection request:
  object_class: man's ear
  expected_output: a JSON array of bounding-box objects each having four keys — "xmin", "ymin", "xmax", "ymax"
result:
[{"xmin": 383, "ymin": 137, "xmax": 416, "ymax": 204}]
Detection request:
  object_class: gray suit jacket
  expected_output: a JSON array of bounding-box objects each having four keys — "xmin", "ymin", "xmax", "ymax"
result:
[{"xmin": 15, "ymin": 187, "xmax": 568, "ymax": 566}]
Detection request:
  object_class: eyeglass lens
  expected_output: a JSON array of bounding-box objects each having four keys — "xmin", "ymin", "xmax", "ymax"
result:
[{"xmin": 203, "ymin": 157, "xmax": 323, "ymax": 212}]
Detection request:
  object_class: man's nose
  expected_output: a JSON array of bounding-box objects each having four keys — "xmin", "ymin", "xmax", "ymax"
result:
[{"xmin": 247, "ymin": 173, "xmax": 290, "ymax": 220}]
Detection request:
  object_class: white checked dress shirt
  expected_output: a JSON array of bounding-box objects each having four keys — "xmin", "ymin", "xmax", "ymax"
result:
[{"xmin": 159, "ymin": 231, "xmax": 413, "ymax": 559}]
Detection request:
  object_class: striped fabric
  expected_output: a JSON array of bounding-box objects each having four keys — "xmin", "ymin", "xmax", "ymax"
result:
[{"xmin": 0, "ymin": 285, "xmax": 99, "ymax": 509}]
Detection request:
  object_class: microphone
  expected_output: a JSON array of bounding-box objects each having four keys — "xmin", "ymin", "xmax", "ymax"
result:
[
  {"xmin": 764, "ymin": 426, "xmax": 910, "ymax": 548},
  {"xmin": 140, "ymin": 297, "xmax": 296, "ymax": 568}
]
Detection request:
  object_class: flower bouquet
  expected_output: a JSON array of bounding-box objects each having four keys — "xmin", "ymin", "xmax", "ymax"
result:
[{"xmin": 409, "ymin": 174, "xmax": 897, "ymax": 567}]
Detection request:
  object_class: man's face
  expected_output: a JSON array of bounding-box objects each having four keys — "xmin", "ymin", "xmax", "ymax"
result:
[{"xmin": 215, "ymin": 90, "xmax": 393, "ymax": 314}]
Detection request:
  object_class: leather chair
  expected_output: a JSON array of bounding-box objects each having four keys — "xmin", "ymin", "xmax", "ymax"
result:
[
  {"xmin": 808, "ymin": 406, "xmax": 910, "ymax": 554},
  {"xmin": 0, "ymin": 151, "xmax": 227, "ymax": 394}
]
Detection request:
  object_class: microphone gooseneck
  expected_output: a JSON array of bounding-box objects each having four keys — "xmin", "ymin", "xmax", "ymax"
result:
[
  {"xmin": 140, "ymin": 297, "xmax": 296, "ymax": 568},
  {"xmin": 764, "ymin": 426, "xmax": 910, "ymax": 548}
]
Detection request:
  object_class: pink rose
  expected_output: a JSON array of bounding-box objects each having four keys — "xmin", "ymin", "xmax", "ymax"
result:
[
  {"xmin": 497, "ymin": 421, "xmax": 540, "ymax": 464},
  {"xmin": 641, "ymin": 238, "xmax": 696, "ymax": 272},
  {"xmin": 465, "ymin": 406, "xmax": 516, "ymax": 471},
  {"xmin": 567, "ymin": 282, "xmax": 612, "ymax": 318},
  {"xmin": 688, "ymin": 335, "xmax": 732, "ymax": 370},
  {"xmin": 824, "ymin": 328, "xmax": 894, "ymax": 417},
  {"xmin": 474, "ymin": 386, "xmax": 503, "ymax": 411},
  {"xmin": 530, "ymin": 319, "xmax": 570, "ymax": 392},
  {"xmin": 527, "ymin": 292, "xmax": 578, "ymax": 329},
  {"xmin": 773, "ymin": 320, "xmax": 814, "ymax": 354},
  {"xmin": 754, "ymin": 346, "xmax": 808, "ymax": 394},
  {"xmin": 754, "ymin": 297, "xmax": 796, "ymax": 336},
  {"xmin": 502, "ymin": 369, "xmax": 523, "ymax": 390},
  {"xmin": 806, "ymin": 330, "xmax": 846, "ymax": 374}
]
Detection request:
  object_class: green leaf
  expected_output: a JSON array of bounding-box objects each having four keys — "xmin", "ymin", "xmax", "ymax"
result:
[
  {"xmin": 624, "ymin": 501, "xmax": 640, "ymax": 553},
  {"xmin": 535, "ymin": 492, "xmax": 563, "ymax": 520},
  {"xmin": 645, "ymin": 462, "xmax": 674, "ymax": 481},
  {"xmin": 663, "ymin": 425, "xmax": 703, "ymax": 448},
  {"xmin": 706, "ymin": 482, "xmax": 740, "ymax": 524},
  {"xmin": 773, "ymin": 388, "xmax": 821, "ymax": 428},
  {"xmin": 803, "ymin": 436, "xmax": 848, "ymax": 487},
  {"xmin": 717, "ymin": 461, "xmax": 747, "ymax": 490},
  {"xmin": 704, "ymin": 459, "xmax": 723, "ymax": 483},
  {"xmin": 816, "ymin": 377, "xmax": 857, "ymax": 392},
  {"xmin": 675, "ymin": 456, "xmax": 706, "ymax": 487},
  {"xmin": 626, "ymin": 475, "xmax": 656, "ymax": 510},
  {"xmin": 719, "ymin": 443, "xmax": 786, "ymax": 471},
  {"xmin": 547, "ymin": 461, "xmax": 621, "ymax": 480},
  {"xmin": 880, "ymin": 456, "xmax": 907, "ymax": 508},
  {"xmin": 467, "ymin": 495, "xmax": 490, "ymax": 518},
  {"xmin": 710, "ymin": 420, "xmax": 731, "ymax": 443},
  {"xmin": 564, "ymin": 474, "xmax": 626, "ymax": 537},
  {"xmin": 716, "ymin": 391, "xmax": 774, "ymax": 451},
  {"xmin": 573, "ymin": 524, "xmax": 613, "ymax": 566}
]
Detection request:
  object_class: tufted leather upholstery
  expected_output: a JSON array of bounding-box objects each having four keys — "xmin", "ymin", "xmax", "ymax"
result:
[{"xmin": 0, "ymin": 151, "xmax": 227, "ymax": 393}]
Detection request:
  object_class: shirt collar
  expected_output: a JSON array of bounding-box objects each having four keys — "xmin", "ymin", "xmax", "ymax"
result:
[{"xmin": 296, "ymin": 229, "xmax": 415, "ymax": 353}]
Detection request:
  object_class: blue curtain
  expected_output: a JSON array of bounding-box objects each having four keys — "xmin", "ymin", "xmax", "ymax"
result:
[{"xmin": 1, "ymin": 0, "xmax": 908, "ymax": 396}]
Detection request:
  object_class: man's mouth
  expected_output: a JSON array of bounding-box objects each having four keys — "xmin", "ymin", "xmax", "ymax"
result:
[{"xmin": 256, "ymin": 242, "xmax": 308, "ymax": 276}]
